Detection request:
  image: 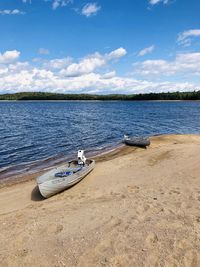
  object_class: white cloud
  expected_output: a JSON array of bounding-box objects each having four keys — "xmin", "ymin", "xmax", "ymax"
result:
[
  {"xmin": 0, "ymin": 67, "xmax": 198, "ymax": 94},
  {"xmin": 38, "ymin": 48, "xmax": 50, "ymax": 55},
  {"xmin": 0, "ymin": 9, "xmax": 25, "ymax": 15},
  {"xmin": 101, "ymin": 71, "xmax": 116, "ymax": 79},
  {"xmin": 46, "ymin": 57, "xmax": 72, "ymax": 69},
  {"xmin": 0, "ymin": 48, "xmax": 199, "ymax": 95},
  {"xmin": 60, "ymin": 48, "xmax": 127, "ymax": 77},
  {"xmin": 177, "ymin": 29, "xmax": 200, "ymax": 46},
  {"xmin": 106, "ymin": 47, "xmax": 127, "ymax": 60},
  {"xmin": 52, "ymin": 0, "xmax": 73, "ymax": 10},
  {"xmin": 22, "ymin": 0, "xmax": 101, "ymax": 15},
  {"xmin": 81, "ymin": 3, "xmax": 101, "ymax": 17},
  {"xmin": 22, "ymin": 0, "xmax": 73, "ymax": 10},
  {"xmin": 8, "ymin": 62, "xmax": 30, "ymax": 71},
  {"xmin": 0, "ymin": 67, "xmax": 8, "ymax": 75},
  {"xmin": 22, "ymin": 0, "xmax": 31, "ymax": 3},
  {"xmin": 133, "ymin": 52, "xmax": 200, "ymax": 77},
  {"xmin": 61, "ymin": 53, "xmax": 105, "ymax": 77},
  {"xmin": 0, "ymin": 50, "xmax": 20, "ymax": 64},
  {"xmin": 149, "ymin": 0, "xmax": 169, "ymax": 5},
  {"xmin": 137, "ymin": 45, "xmax": 155, "ymax": 56}
]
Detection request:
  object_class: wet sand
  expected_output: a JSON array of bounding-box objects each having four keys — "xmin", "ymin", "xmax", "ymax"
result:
[{"xmin": 0, "ymin": 135, "xmax": 200, "ymax": 266}]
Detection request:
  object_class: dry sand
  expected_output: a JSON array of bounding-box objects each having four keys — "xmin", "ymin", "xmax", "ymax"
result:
[{"xmin": 0, "ymin": 135, "xmax": 200, "ymax": 267}]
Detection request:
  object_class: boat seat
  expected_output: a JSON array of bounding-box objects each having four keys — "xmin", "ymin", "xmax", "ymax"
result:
[
  {"xmin": 55, "ymin": 171, "xmax": 72, "ymax": 178},
  {"xmin": 54, "ymin": 167, "xmax": 82, "ymax": 178}
]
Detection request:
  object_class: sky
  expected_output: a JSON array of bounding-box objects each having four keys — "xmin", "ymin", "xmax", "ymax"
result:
[{"xmin": 0, "ymin": 0, "xmax": 200, "ymax": 94}]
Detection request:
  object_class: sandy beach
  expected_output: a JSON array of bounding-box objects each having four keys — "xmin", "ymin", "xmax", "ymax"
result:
[{"xmin": 1, "ymin": 134, "xmax": 200, "ymax": 266}]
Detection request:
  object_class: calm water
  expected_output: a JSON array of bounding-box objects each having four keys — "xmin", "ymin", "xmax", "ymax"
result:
[{"xmin": 0, "ymin": 101, "xmax": 200, "ymax": 179}]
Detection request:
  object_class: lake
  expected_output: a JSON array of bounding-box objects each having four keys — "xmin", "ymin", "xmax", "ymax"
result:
[{"xmin": 0, "ymin": 101, "xmax": 200, "ymax": 180}]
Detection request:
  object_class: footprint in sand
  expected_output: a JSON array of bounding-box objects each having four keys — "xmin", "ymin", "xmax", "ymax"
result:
[
  {"xmin": 127, "ymin": 185, "xmax": 140, "ymax": 194},
  {"xmin": 195, "ymin": 216, "xmax": 200, "ymax": 223},
  {"xmin": 43, "ymin": 224, "xmax": 63, "ymax": 235},
  {"xmin": 145, "ymin": 232, "xmax": 158, "ymax": 246},
  {"xmin": 78, "ymin": 192, "xmax": 88, "ymax": 199},
  {"xmin": 109, "ymin": 254, "xmax": 131, "ymax": 267},
  {"xmin": 78, "ymin": 239, "xmax": 116, "ymax": 266},
  {"xmin": 108, "ymin": 217, "xmax": 122, "ymax": 228},
  {"xmin": 136, "ymin": 204, "xmax": 150, "ymax": 214},
  {"xmin": 16, "ymin": 248, "xmax": 29, "ymax": 257},
  {"xmin": 169, "ymin": 189, "xmax": 181, "ymax": 195},
  {"xmin": 110, "ymin": 191, "xmax": 126, "ymax": 199},
  {"xmin": 176, "ymin": 238, "xmax": 191, "ymax": 250}
]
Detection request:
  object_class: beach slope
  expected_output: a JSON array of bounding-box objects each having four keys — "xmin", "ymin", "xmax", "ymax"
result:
[{"xmin": 0, "ymin": 135, "xmax": 200, "ymax": 266}]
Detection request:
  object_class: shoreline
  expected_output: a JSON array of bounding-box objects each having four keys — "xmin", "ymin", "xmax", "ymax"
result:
[
  {"xmin": 0, "ymin": 134, "xmax": 199, "ymax": 189},
  {"xmin": 1, "ymin": 99, "xmax": 200, "ymax": 102},
  {"xmin": 0, "ymin": 141, "xmax": 132, "ymax": 189}
]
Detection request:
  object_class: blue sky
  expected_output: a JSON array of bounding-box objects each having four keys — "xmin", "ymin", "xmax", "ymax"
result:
[{"xmin": 0, "ymin": 0, "xmax": 200, "ymax": 94}]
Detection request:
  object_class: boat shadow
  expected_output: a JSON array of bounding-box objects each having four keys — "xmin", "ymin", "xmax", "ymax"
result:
[{"xmin": 31, "ymin": 185, "xmax": 45, "ymax": 201}]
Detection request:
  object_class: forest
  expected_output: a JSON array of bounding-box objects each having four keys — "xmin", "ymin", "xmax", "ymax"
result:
[{"xmin": 0, "ymin": 91, "xmax": 200, "ymax": 101}]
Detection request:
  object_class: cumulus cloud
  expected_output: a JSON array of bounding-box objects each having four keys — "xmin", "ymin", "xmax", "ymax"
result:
[
  {"xmin": 0, "ymin": 66, "xmax": 198, "ymax": 95},
  {"xmin": 61, "ymin": 53, "xmax": 105, "ymax": 77},
  {"xmin": 137, "ymin": 45, "xmax": 155, "ymax": 56},
  {"xmin": 21, "ymin": 0, "xmax": 101, "ymax": 16},
  {"xmin": 149, "ymin": 0, "xmax": 169, "ymax": 5},
  {"xmin": 81, "ymin": 3, "xmax": 101, "ymax": 17},
  {"xmin": 9, "ymin": 62, "xmax": 30, "ymax": 71},
  {"xmin": 177, "ymin": 29, "xmax": 200, "ymax": 46},
  {"xmin": 61, "ymin": 48, "xmax": 127, "ymax": 77},
  {"xmin": 46, "ymin": 57, "xmax": 73, "ymax": 69},
  {"xmin": 101, "ymin": 71, "xmax": 116, "ymax": 79},
  {"xmin": 133, "ymin": 52, "xmax": 200, "ymax": 77},
  {"xmin": 0, "ymin": 48, "xmax": 199, "ymax": 95},
  {"xmin": 0, "ymin": 50, "xmax": 20, "ymax": 64},
  {"xmin": 106, "ymin": 47, "xmax": 127, "ymax": 60},
  {"xmin": 52, "ymin": 0, "xmax": 73, "ymax": 10},
  {"xmin": 0, "ymin": 9, "xmax": 25, "ymax": 15}
]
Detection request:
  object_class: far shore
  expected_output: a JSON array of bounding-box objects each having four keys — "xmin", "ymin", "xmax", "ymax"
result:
[
  {"xmin": 0, "ymin": 99, "xmax": 200, "ymax": 102},
  {"xmin": 1, "ymin": 90, "xmax": 200, "ymax": 101},
  {"xmin": 0, "ymin": 134, "xmax": 200, "ymax": 266}
]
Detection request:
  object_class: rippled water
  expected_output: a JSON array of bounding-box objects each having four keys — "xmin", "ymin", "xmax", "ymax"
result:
[{"xmin": 0, "ymin": 101, "xmax": 200, "ymax": 180}]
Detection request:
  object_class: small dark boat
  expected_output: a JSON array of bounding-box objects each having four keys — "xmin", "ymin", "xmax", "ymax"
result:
[{"xmin": 124, "ymin": 135, "xmax": 150, "ymax": 147}]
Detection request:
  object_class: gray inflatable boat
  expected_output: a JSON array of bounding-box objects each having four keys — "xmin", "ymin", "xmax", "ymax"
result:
[{"xmin": 124, "ymin": 135, "xmax": 150, "ymax": 147}]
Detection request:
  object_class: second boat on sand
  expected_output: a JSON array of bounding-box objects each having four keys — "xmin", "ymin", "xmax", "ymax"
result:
[{"xmin": 124, "ymin": 135, "xmax": 150, "ymax": 147}]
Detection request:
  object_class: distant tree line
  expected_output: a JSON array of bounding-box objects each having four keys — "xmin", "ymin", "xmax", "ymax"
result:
[{"xmin": 0, "ymin": 91, "xmax": 200, "ymax": 101}]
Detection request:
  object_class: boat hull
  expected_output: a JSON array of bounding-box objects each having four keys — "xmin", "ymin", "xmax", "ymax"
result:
[
  {"xmin": 124, "ymin": 137, "xmax": 150, "ymax": 147},
  {"xmin": 37, "ymin": 160, "xmax": 95, "ymax": 198}
]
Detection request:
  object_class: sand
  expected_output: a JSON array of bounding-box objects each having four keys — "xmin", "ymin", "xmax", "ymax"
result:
[{"xmin": 0, "ymin": 134, "xmax": 200, "ymax": 267}]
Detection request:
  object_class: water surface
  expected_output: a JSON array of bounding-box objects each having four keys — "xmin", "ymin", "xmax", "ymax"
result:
[{"xmin": 0, "ymin": 101, "xmax": 200, "ymax": 180}]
